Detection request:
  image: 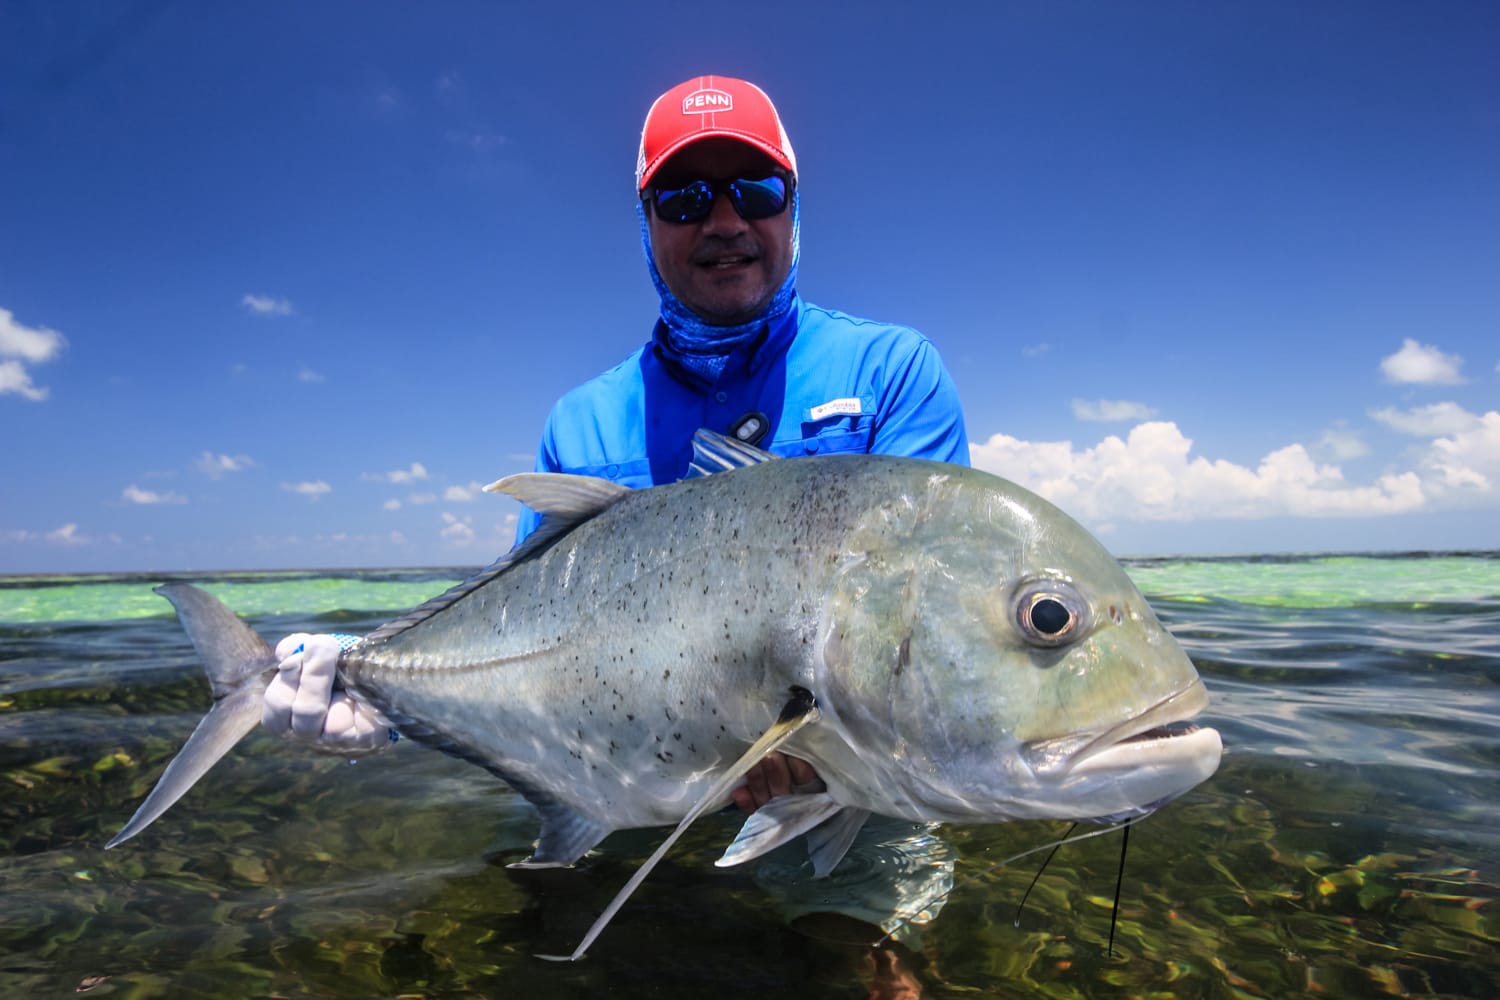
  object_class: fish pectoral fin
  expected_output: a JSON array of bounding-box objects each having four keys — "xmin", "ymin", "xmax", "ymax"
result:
[
  {"xmin": 510, "ymin": 806, "xmax": 611, "ymax": 870},
  {"xmin": 540, "ymin": 686, "xmax": 820, "ymax": 963},
  {"xmin": 715, "ymin": 793, "xmax": 845, "ymax": 868},
  {"xmin": 805, "ymin": 806, "xmax": 871, "ymax": 877}
]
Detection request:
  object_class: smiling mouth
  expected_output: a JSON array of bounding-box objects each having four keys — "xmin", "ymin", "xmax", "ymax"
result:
[{"xmin": 700, "ymin": 255, "xmax": 756, "ymax": 269}]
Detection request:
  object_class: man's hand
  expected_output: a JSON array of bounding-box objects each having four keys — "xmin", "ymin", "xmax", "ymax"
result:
[
  {"xmin": 732, "ymin": 751, "xmax": 823, "ymax": 813},
  {"xmin": 262, "ymin": 633, "xmax": 392, "ymax": 755}
]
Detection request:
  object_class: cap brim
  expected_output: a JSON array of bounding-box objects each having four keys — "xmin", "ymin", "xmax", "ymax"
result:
[{"xmin": 638, "ymin": 130, "xmax": 796, "ymax": 191}]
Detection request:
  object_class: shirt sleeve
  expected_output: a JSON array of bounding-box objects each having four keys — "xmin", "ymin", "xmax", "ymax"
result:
[{"xmin": 871, "ymin": 337, "xmax": 970, "ymax": 465}]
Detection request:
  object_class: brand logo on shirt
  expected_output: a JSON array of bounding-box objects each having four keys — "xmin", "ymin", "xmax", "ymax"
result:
[
  {"xmin": 809, "ymin": 397, "xmax": 864, "ymax": 421},
  {"xmin": 682, "ymin": 88, "xmax": 732, "ymax": 115}
]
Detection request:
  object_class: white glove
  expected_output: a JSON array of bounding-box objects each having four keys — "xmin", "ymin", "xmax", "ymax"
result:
[{"xmin": 262, "ymin": 633, "xmax": 394, "ymax": 755}]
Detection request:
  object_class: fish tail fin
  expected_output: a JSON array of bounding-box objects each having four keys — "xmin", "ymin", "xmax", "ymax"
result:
[{"xmin": 105, "ymin": 583, "xmax": 280, "ymax": 849}]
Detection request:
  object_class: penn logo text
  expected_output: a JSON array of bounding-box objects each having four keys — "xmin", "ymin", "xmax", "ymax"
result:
[{"xmin": 682, "ymin": 88, "xmax": 733, "ymax": 115}]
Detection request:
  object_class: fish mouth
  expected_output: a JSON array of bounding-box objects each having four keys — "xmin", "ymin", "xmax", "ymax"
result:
[{"xmin": 1022, "ymin": 681, "xmax": 1216, "ymax": 779}]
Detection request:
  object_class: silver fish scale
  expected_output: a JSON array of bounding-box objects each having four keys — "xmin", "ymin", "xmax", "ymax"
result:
[{"xmin": 340, "ymin": 455, "xmax": 895, "ymax": 828}]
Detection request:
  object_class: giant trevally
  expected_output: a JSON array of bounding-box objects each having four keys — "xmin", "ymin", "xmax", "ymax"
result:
[{"xmin": 108, "ymin": 431, "xmax": 1222, "ymax": 959}]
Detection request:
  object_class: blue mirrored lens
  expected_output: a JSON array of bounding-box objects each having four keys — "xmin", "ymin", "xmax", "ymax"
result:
[
  {"xmin": 729, "ymin": 176, "xmax": 788, "ymax": 219},
  {"xmin": 652, "ymin": 175, "xmax": 788, "ymax": 224}
]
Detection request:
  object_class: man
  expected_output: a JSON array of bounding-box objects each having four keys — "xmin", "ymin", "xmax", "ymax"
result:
[{"xmin": 265, "ymin": 75, "xmax": 969, "ymax": 814}]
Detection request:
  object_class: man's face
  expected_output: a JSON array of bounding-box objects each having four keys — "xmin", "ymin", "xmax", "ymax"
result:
[{"xmin": 645, "ymin": 138, "xmax": 795, "ymax": 326}]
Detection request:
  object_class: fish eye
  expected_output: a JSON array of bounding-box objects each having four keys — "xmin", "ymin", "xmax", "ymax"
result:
[{"xmin": 1014, "ymin": 581, "xmax": 1087, "ymax": 647}]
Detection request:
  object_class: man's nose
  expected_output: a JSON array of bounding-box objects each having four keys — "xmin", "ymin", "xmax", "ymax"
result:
[{"xmin": 699, "ymin": 188, "xmax": 747, "ymax": 235}]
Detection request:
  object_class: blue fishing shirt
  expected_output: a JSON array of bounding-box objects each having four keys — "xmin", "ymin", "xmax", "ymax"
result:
[{"xmin": 517, "ymin": 295, "xmax": 969, "ymax": 540}]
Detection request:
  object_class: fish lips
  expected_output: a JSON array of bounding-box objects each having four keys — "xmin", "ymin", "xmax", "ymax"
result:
[{"xmin": 1020, "ymin": 682, "xmax": 1222, "ymax": 788}]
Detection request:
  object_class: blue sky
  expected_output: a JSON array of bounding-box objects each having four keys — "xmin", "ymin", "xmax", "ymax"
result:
[{"xmin": 2, "ymin": 1, "xmax": 1497, "ymax": 573}]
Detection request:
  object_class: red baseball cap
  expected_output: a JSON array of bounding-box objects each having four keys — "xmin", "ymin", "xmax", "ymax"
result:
[{"xmin": 636, "ymin": 75, "xmax": 797, "ymax": 192}]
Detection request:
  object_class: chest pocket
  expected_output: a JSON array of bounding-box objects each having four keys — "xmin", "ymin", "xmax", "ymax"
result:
[{"xmin": 771, "ymin": 394, "xmax": 875, "ymax": 458}]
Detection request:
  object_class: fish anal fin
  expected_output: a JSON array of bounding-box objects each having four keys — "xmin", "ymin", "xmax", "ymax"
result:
[{"xmin": 510, "ymin": 806, "xmax": 611, "ymax": 870}]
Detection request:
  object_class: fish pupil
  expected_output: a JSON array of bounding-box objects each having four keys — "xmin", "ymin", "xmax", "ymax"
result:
[{"xmin": 1031, "ymin": 598, "xmax": 1072, "ymax": 635}]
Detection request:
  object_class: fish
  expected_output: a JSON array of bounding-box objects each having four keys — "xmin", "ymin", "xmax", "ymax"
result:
[{"xmin": 107, "ymin": 430, "xmax": 1222, "ymax": 959}]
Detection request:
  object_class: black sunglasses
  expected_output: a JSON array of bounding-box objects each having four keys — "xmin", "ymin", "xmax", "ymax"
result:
[{"xmin": 645, "ymin": 173, "xmax": 792, "ymax": 225}]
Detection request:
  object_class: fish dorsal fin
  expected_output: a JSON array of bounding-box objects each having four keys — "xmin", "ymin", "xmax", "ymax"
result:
[
  {"xmin": 487, "ymin": 472, "xmax": 631, "ymax": 522},
  {"xmin": 364, "ymin": 474, "xmax": 629, "ymax": 646},
  {"xmin": 538, "ymin": 686, "xmax": 820, "ymax": 962},
  {"xmin": 687, "ymin": 428, "xmax": 780, "ymax": 479}
]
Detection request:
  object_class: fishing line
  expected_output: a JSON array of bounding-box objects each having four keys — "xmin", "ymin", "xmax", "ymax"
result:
[
  {"xmin": 1107, "ymin": 821, "xmax": 1130, "ymax": 958},
  {"xmin": 870, "ymin": 811, "xmax": 1155, "ymax": 951},
  {"xmin": 1015, "ymin": 821, "xmax": 1076, "ymax": 926}
]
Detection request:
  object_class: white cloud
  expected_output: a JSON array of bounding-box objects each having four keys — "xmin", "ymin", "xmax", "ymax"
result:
[
  {"xmin": 1369, "ymin": 402, "xmax": 1483, "ymax": 437},
  {"xmin": 1380, "ymin": 339, "xmax": 1464, "ymax": 385},
  {"xmin": 123, "ymin": 484, "xmax": 187, "ymax": 505},
  {"xmin": 1417, "ymin": 411, "xmax": 1500, "ymax": 497},
  {"xmin": 46, "ymin": 523, "xmax": 89, "ymax": 546},
  {"xmin": 406, "ymin": 492, "xmax": 438, "ymax": 505},
  {"xmin": 383, "ymin": 498, "xmax": 402, "ymax": 511},
  {"xmin": 1072, "ymin": 398, "xmax": 1158, "ymax": 422},
  {"xmin": 363, "ymin": 463, "xmax": 429, "ymax": 485},
  {"xmin": 0, "ymin": 307, "xmax": 67, "ymax": 362},
  {"xmin": 298, "ymin": 367, "xmax": 326, "ymax": 384},
  {"xmin": 0, "ymin": 360, "xmax": 48, "ymax": 401},
  {"xmin": 0, "ymin": 307, "xmax": 67, "ymax": 401},
  {"xmin": 282, "ymin": 481, "xmax": 332, "ymax": 500},
  {"xmin": 196, "ymin": 451, "xmax": 256, "ymax": 479},
  {"xmin": 241, "ymin": 294, "xmax": 295, "ymax": 317},
  {"xmin": 1316, "ymin": 425, "xmax": 1370, "ymax": 461},
  {"xmin": 440, "ymin": 511, "xmax": 475, "ymax": 544},
  {"xmin": 1021, "ymin": 343, "xmax": 1051, "ymax": 359},
  {"xmin": 969, "ymin": 421, "xmax": 1427, "ymax": 525},
  {"xmin": 444, "ymin": 482, "xmax": 485, "ymax": 502}
]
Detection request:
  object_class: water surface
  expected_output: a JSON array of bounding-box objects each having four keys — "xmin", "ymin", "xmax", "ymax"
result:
[{"xmin": 2, "ymin": 554, "xmax": 1496, "ymax": 997}]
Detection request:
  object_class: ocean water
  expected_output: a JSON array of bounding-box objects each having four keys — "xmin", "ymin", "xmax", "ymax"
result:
[{"xmin": 1, "ymin": 554, "xmax": 1496, "ymax": 998}]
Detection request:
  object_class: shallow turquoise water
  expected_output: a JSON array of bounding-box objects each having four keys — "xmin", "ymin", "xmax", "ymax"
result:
[{"xmin": 2, "ymin": 554, "xmax": 1496, "ymax": 997}]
